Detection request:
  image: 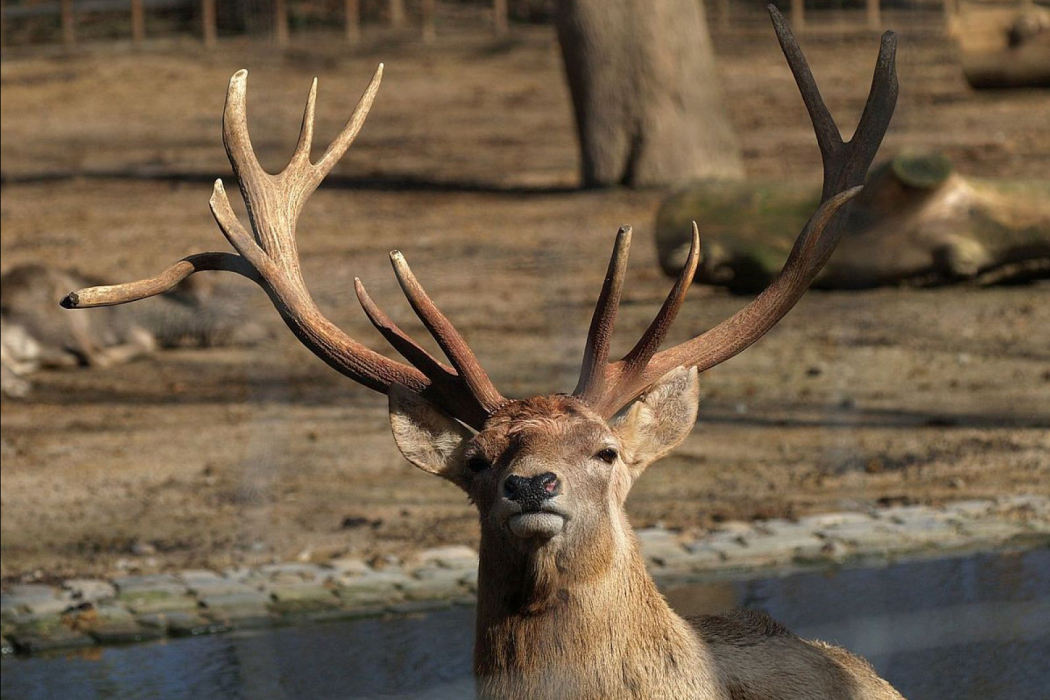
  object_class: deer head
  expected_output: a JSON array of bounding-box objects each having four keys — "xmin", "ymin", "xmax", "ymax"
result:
[{"xmin": 63, "ymin": 1, "xmax": 896, "ymax": 624}]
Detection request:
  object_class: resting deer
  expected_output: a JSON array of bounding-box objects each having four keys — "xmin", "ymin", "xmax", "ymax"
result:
[
  {"xmin": 0, "ymin": 264, "xmax": 261, "ymax": 397},
  {"xmin": 64, "ymin": 8, "xmax": 901, "ymax": 699}
]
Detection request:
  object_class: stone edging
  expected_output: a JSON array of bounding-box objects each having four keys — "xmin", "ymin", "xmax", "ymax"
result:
[{"xmin": 2, "ymin": 495, "xmax": 1047, "ymax": 655}]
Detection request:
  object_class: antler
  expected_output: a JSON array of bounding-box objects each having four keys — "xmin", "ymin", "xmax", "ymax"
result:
[
  {"xmin": 62, "ymin": 66, "xmax": 504, "ymax": 429},
  {"xmin": 574, "ymin": 5, "xmax": 898, "ymax": 418}
]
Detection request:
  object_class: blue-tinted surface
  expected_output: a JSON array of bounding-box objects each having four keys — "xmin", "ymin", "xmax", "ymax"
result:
[{"xmin": 3, "ymin": 549, "xmax": 1047, "ymax": 700}]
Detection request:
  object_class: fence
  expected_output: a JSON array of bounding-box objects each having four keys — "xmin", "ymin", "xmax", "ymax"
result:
[
  {"xmin": 0, "ymin": 0, "xmax": 509, "ymax": 49},
  {"xmin": 0, "ymin": 0, "xmax": 979, "ymax": 51}
]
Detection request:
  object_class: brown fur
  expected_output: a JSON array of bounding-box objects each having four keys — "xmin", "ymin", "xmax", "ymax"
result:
[{"xmin": 389, "ymin": 368, "xmax": 904, "ymax": 699}]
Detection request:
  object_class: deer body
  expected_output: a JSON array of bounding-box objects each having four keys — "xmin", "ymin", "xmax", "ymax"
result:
[
  {"xmin": 1, "ymin": 264, "xmax": 261, "ymax": 396},
  {"xmin": 63, "ymin": 7, "xmax": 902, "ymax": 697}
]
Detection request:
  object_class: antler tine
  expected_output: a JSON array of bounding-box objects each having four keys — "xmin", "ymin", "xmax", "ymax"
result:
[
  {"xmin": 291, "ymin": 78, "xmax": 318, "ymax": 167},
  {"xmin": 768, "ymin": 5, "xmax": 842, "ymax": 167},
  {"xmin": 575, "ymin": 8, "xmax": 896, "ymax": 418},
  {"xmin": 314, "ymin": 64, "xmax": 383, "ymax": 181},
  {"xmin": 574, "ymin": 226, "xmax": 632, "ymax": 402},
  {"xmin": 840, "ymin": 31, "xmax": 898, "ymax": 191},
  {"xmin": 622, "ymin": 224, "xmax": 700, "ymax": 370},
  {"xmin": 580, "ymin": 225, "xmax": 700, "ymax": 416},
  {"xmin": 354, "ymin": 277, "xmax": 456, "ymax": 379},
  {"xmin": 389, "ymin": 251, "xmax": 507, "ymax": 416},
  {"xmin": 222, "ymin": 70, "xmax": 266, "ymax": 182},
  {"xmin": 61, "ymin": 253, "xmax": 259, "ymax": 309},
  {"xmin": 770, "ymin": 3, "xmax": 898, "ymax": 197}
]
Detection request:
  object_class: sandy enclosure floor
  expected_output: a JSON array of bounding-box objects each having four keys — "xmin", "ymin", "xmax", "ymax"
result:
[{"xmin": 2, "ymin": 24, "xmax": 1049, "ymax": 579}]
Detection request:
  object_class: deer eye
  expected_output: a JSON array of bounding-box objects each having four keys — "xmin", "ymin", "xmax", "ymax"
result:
[
  {"xmin": 467, "ymin": 456, "xmax": 490, "ymax": 473},
  {"xmin": 595, "ymin": 448, "xmax": 618, "ymax": 464}
]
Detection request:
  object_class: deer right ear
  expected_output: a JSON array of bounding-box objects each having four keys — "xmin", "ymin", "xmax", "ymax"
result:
[{"xmin": 388, "ymin": 384, "xmax": 474, "ymax": 489}]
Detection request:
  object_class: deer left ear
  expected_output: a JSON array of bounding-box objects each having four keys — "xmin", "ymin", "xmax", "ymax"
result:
[
  {"xmin": 388, "ymin": 384, "xmax": 474, "ymax": 490},
  {"xmin": 612, "ymin": 366, "xmax": 699, "ymax": 478}
]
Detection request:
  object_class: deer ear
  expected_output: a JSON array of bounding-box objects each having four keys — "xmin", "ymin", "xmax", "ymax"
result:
[
  {"xmin": 388, "ymin": 384, "xmax": 474, "ymax": 488},
  {"xmin": 612, "ymin": 366, "xmax": 699, "ymax": 478}
]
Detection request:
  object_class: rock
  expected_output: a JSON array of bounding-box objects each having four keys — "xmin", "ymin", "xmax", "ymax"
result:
[
  {"xmin": 876, "ymin": 505, "xmax": 952, "ymax": 525},
  {"xmin": 701, "ymin": 538, "xmax": 784, "ymax": 569},
  {"xmin": 401, "ymin": 569, "xmax": 466, "ymax": 601},
  {"xmin": 742, "ymin": 531, "xmax": 825, "ymax": 561},
  {"xmin": 118, "ymin": 589, "xmax": 200, "ymax": 615},
  {"xmin": 459, "ymin": 568, "xmax": 479, "ymax": 591},
  {"xmin": 640, "ymin": 539, "xmax": 690, "ymax": 568},
  {"xmin": 335, "ymin": 571, "xmax": 410, "ymax": 608},
  {"xmin": 410, "ymin": 546, "xmax": 479, "ymax": 571},
  {"xmin": 198, "ymin": 590, "xmax": 270, "ymax": 609},
  {"xmin": 389, "ymin": 599, "xmax": 452, "ymax": 615},
  {"xmin": 112, "ymin": 574, "xmax": 187, "ymax": 597},
  {"xmin": 165, "ymin": 612, "xmax": 229, "ymax": 637},
  {"xmin": 957, "ymin": 519, "xmax": 1026, "ymax": 543},
  {"xmin": 944, "ymin": 500, "xmax": 995, "ymax": 519},
  {"xmin": 328, "ymin": 557, "xmax": 373, "ymax": 577},
  {"xmin": 89, "ymin": 621, "xmax": 164, "ymax": 645},
  {"xmin": 11, "ymin": 627, "xmax": 95, "ymax": 653},
  {"xmin": 817, "ymin": 520, "xmax": 910, "ymax": 555},
  {"xmin": 64, "ymin": 579, "xmax": 117, "ymax": 603},
  {"xmin": 1, "ymin": 585, "xmax": 72, "ymax": 616},
  {"xmin": 267, "ymin": 584, "xmax": 340, "ymax": 615},
  {"xmin": 181, "ymin": 571, "xmax": 260, "ymax": 598},
  {"xmin": 797, "ymin": 512, "xmax": 873, "ymax": 529},
  {"xmin": 259, "ymin": 563, "xmax": 330, "ymax": 584},
  {"xmin": 202, "ymin": 605, "xmax": 273, "ymax": 630}
]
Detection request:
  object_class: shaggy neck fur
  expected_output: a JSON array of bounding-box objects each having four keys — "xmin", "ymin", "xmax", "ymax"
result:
[{"xmin": 473, "ymin": 522, "xmax": 725, "ymax": 700}]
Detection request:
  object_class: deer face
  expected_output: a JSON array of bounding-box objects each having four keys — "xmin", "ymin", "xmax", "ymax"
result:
[{"xmin": 389, "ymin": 367, "xmax": 700, "ymax": 553}]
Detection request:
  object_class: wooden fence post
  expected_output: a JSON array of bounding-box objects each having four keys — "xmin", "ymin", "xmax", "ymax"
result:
[
  {"xmin": 130, "ymin": 0, "xmax": 145, "ymax": 45},
  {"xmin": 389, "ymin": 0, "xmax": 405, "ymax": 28},
  {"xmin": 201, "ymin": 0, "xmax": 216, "ymax": 47},
  {"xmin": 422, "ymin": 0, "xmax": 435, "ymax": 42},
  {"xmin": 61, "ymin": 0, "xmax": 76, "ymax": 47},
  {"xmin": 791, "ymin": 0, "xmax": 805, "ymax": 30},
  {"xmin": 493, "ymin": 0, "xmax": 508, "ymax": 36},
  {"xmin": 715, "ymin": 0, "xmax": 730, "ymax": 30},
  {"xmin": 344, "ymin": 0, "xmax": 360, "ymax": 43},
  {"xmin": 274, "ymin": 0, "xmax": 289, "ymax": 46},
  {"xmin": 866, "ymin": 0, "xmax": 881, "ymax": 28}
]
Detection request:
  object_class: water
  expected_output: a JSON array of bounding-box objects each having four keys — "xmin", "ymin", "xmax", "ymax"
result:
[{"xmin": 2, "ymin": 549, "xmax": 1048, "ymax": 700}]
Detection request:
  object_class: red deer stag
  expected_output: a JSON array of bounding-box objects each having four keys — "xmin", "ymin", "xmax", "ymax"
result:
[{"xmin": 64, "ymin": 7, "xmax": 900, "ymax": 699}]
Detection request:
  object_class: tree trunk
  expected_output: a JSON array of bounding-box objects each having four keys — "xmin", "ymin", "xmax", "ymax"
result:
[{"xmin": 555, "ymin": 0, "xmax": 744, "ymax": 188}]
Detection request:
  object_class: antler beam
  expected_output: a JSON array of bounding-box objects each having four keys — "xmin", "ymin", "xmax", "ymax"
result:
[
  {"xmin": 574, "ymin": 5, "xmax": 898, "ymax": 417},
  {"xmin": 62, "ymin": 66, "xmax": 501, "ymax": 430}
]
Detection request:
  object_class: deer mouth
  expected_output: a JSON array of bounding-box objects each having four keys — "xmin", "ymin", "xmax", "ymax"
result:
[{"xmin": 507, "ymin": 511, "xmax": 566, "ymax": 540}]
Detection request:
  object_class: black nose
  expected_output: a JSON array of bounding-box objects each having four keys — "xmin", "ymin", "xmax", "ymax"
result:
[{"xmin": 503, "ymin": 472, "xmax": 560, "ymax": 510}]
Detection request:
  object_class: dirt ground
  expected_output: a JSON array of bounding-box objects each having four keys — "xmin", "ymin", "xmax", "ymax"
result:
[{"xmin": 2, "ymin": 21, "xmax": 1048, "ymax": 581}]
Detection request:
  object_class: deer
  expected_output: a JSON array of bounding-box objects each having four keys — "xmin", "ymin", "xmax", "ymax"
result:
[
  {"xmin": 1, "ymin": 263, "xmax": 263, "ymax": 397},
  {"xmin": 62, "ymin": 7, "xmax": 901, "ymax": 699}
]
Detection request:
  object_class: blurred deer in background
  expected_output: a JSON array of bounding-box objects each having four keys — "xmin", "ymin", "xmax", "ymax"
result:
[
  {"xmin": 64, "ymin": 7, "xmax": 901, "ymax": 698},
  {"xmin": 1, "ymin": 264, "xmax": 263, "ymax": 397}
]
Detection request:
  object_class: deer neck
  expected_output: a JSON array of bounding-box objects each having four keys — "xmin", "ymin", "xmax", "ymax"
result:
[{"xmin": 473, "ymin": 523, "xmax": 721, "ymax": 699}]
